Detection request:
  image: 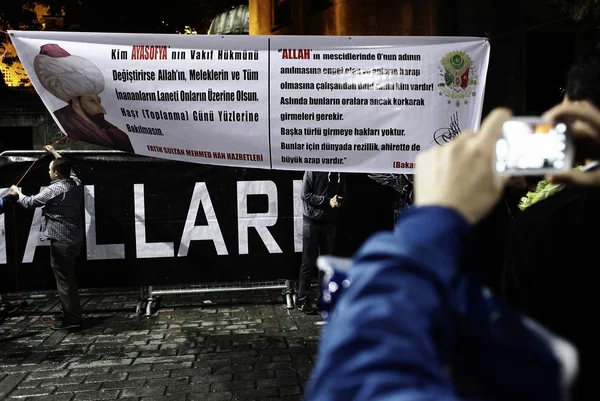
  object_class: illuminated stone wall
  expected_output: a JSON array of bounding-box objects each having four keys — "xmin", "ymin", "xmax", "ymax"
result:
[{"xmin": 249, "ymin": 0, "xmax": 435, "ymax": 36}]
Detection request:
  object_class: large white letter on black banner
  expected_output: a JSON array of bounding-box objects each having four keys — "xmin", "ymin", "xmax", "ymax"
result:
[
  {"xmin": 22, "ymin": 207, "xmax": 49, "ymax": 263},
  {"xmin": 0, "ymin": 214, "xmax": 5, "ymax": 265},
  {"xmin": 0, "ymin": 188, "xmax": 8, "ymax": 264},
  {"xmin": 0, "ymin": 187, "xmax": 49, "ymax": 265},
  {"xmin": 237, "ymin": 181, "xmax": 281, "ymax": 255},
  {"xmin": 293, "ymin": 180, "xmax": 303, "ymax": 253},
  {"xmin": 177, "ymin": 182, "xmax": 228, "ymax": 257},
  {"xmin": 134, "ymin": 184, "xmax": 174, "ymax": 258},
  {"xmin": 85, "ymin": 185, "xmax": 125, "ymax": 260}
]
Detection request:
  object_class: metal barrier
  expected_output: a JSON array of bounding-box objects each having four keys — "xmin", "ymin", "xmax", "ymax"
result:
[
  {"xmin": 0, "ymin": 282, "xmax": 298, "ymax": 318},
  {"xmin": 137, "ymin": 280, "xmax": 297, "ymax": 316}
]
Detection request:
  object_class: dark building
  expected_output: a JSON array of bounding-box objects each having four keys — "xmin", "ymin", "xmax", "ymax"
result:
[
  {"xmin": 250, "ymin": 0, "xmax": 434, "ymax": 36},
  {"xmin": 249, "ymin": 0, "xmax": 600, "ymax": 115}
]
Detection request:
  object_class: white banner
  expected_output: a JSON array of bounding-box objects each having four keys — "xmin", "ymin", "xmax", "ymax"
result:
[{"xmin": 9, "ymin": 31, "xmax": 490, "ymax": 173}]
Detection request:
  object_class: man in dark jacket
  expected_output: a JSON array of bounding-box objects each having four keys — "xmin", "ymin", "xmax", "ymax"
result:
[
  {"xmin": 502, "ymin": 46, "xmax": 600, "ymax": 400},
  {"xmin": 298, "ymin": 171, "xmax": 346, "ymax": 314}
]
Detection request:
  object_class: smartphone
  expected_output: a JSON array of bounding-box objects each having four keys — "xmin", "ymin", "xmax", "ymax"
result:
[{"xmin": 494, "ymin": 117, "xmax": 574, "ymax": 176}]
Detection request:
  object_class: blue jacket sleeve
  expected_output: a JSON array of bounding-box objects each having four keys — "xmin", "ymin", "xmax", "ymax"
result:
[{"xmin": 305, "ymin": 206, "xmax": 472, "ymax": 401}]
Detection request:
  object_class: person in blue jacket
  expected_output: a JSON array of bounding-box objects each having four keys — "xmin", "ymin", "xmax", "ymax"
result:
[{"xmin": 305, "ymin": 108, "xmax": 578, "ymax": 401}]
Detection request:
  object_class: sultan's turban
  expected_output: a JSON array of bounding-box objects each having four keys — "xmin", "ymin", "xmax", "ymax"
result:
[{"xmin": 33, "ymin": 44, "xmax": 105, "ymax": 103}]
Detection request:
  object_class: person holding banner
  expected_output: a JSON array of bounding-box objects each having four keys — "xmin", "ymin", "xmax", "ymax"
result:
[
  {"xmin": 9, "ymin": 145, "xmax": 84, "ymax": 331},
  {"xmin": 298, "ymin": 171, "xmax": 346, "ymax": 314},
  {"xmin": 32, "ymin": 43, "xmax": 134, "ymax": 153}
]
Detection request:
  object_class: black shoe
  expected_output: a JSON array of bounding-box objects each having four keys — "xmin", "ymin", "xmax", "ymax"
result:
[
  {"xmin": 50, "ymin": 313, "xmax": 63, "ymax": 322},
  {"xmin": 298, "ymin": 301, "xmax": 317, "ymax": 315},
  {"xmin": 49, "ymin": 319, "xmax": 82, "ymax": 331}
]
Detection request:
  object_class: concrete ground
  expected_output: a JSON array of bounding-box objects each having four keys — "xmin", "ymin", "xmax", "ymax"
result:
[{"xmin": 0, "ymin": 289, "xmax": 323, "ymax": 401}]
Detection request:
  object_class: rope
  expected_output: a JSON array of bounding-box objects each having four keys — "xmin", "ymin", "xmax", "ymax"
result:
[
  {"xmin": 15, "ymin": 136, "xmax": 68, "ymax": 186},
  {"xmin": 485, "ymin": 16, "xmax": 571, "ymax": 41}
]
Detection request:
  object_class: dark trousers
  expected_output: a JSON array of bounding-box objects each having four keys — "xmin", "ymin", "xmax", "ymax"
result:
[
  {"xmin": 298, "ymin": 218, "xmax": 336, "ymax": 304},
  {"xmin": 50, "ymin": 240, "xmax": 82, "ymax": 322}
]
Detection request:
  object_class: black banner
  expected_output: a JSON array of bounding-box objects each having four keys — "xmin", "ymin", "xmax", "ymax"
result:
[{"xmin": 0, "ymin": 152, "xmax": 395, "ymax": 291}]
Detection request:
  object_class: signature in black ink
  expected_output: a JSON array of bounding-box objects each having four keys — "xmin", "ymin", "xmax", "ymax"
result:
[{"xmin": 432, "ymin": 112, "xmax": 461, "ymax": 145}]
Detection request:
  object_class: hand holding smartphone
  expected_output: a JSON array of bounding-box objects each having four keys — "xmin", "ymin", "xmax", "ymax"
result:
[{"xmin": 494, "ymin": 117, "xmax": 574, "ymax": 176}]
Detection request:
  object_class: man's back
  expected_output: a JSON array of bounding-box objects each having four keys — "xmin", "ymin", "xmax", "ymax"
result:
[
  {"xmin": 18, "ymin": 172, "xmax": 84, "ymax": 244},
  {"xmin": 44, "ymin": 175, "xmax": 83, "ymax": 243}
]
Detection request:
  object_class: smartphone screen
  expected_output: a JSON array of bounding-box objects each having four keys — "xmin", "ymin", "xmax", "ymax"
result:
[{"xmin": 495, "ymin": 117, "xmax": 574, "ymax": 176}]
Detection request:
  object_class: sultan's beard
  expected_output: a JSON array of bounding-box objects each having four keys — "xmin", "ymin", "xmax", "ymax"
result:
[{"xmin": 89, "ymin": 113, "xmax": 111, "ymax": 129}]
